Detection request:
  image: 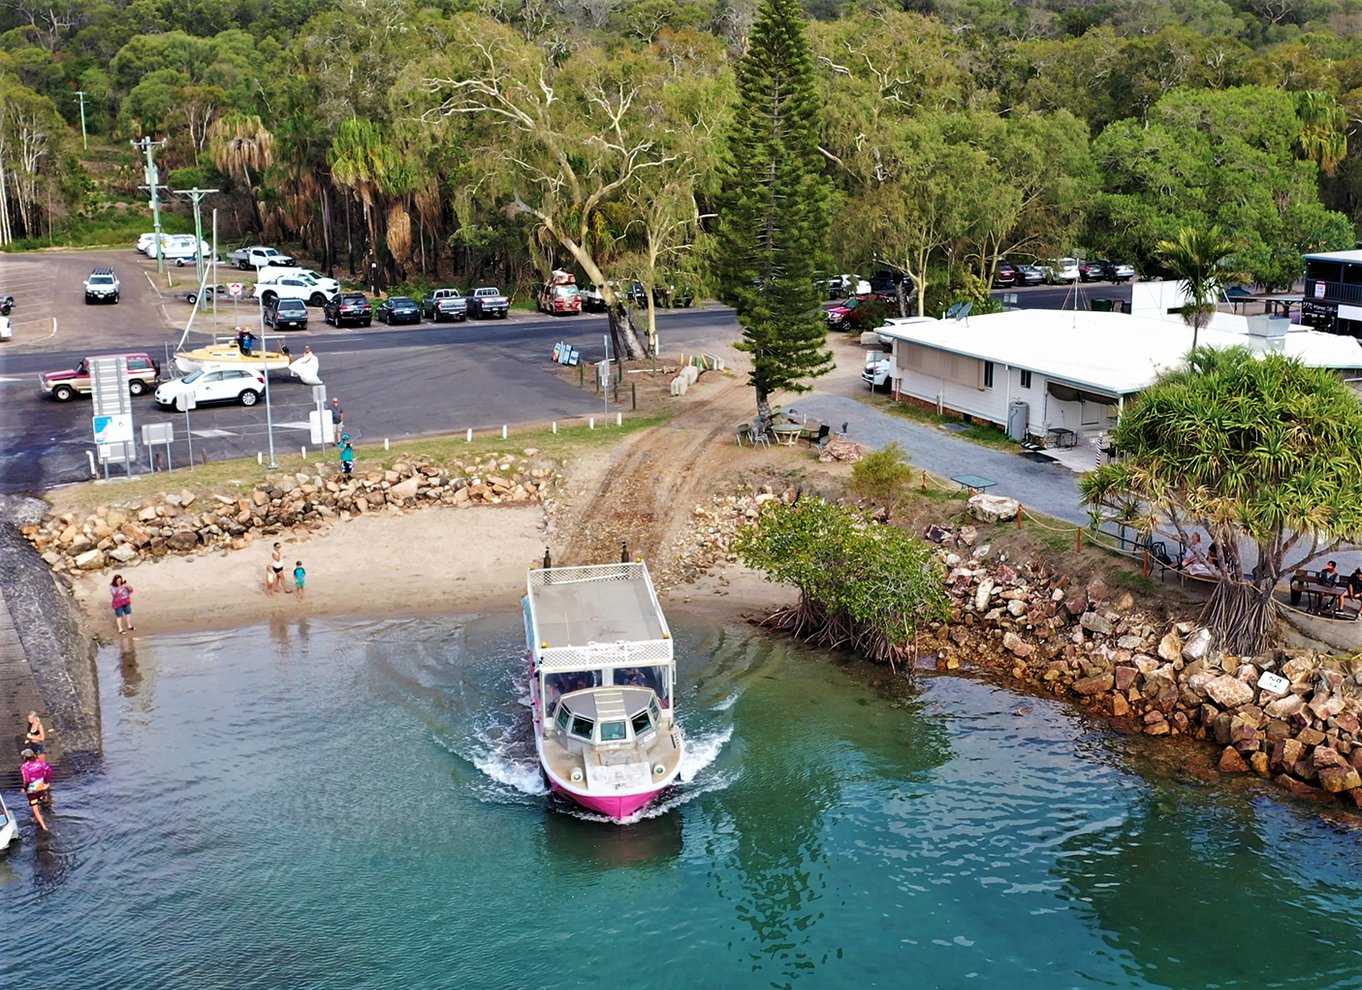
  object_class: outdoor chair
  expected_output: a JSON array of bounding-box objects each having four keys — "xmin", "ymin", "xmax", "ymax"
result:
[{"xmin": 735, "ymin": 423, "xmax": 753, "ymax": 446}]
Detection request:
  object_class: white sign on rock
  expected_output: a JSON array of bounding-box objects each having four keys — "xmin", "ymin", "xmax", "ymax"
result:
[{"xmin": 1257, "ymin": 671, "xmax": 1291, "ymax": 696}]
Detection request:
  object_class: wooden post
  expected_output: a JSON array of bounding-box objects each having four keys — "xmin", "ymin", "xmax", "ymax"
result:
[
  {"xmin": 1142, "ymin": 549, "xmax": 1150, "ymax": 577},
  {"xmin": 1075, "ymin": 528, "xmax": 1082, "ymax": 552},
  {"xmin": 1016, "ymin": 504, "xmax": 1023, "ymax": 530},
  {"xmin": 921, "ymin": 470, "xmax": 927, "ymax": 492},
  {"xmin": 631, "ymin": 381, "xmax": 636, "ymax": 411}
]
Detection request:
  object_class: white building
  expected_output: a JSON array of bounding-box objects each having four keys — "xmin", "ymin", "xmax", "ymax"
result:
[{"xmin": 874, "ymin": 295, "xmax": 1362, "ymax": 447}]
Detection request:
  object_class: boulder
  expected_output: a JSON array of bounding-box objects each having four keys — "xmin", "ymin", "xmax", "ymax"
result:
[
  {"xmin": 1317, "ymin": 765, "xmax": 1362, "ymax": 794},
  {"xmin": 1157, "ymin": 631, "xmax": 1182, "ymax": 662},
  {"xmin": 73, "ymin": 548, "xmax": 105, "ymax": 569},
  {"xmin": 1002, "ymin": 631, "xmax": 1033, "ymax": 658},
  {"xmin": 388, "ymin": 477, "xmax": 421, "ymax": 502},
  {"xmin": 1072, "ymin": 672, "xmax": 1114, "ymax": 696},
  {"xmin": 1204, "ymin": 674, "xmax": 1255, "ymax": 710},
  {"xmin": 1181, "ymin": 628, "xmax": 1212, "ymax": 661},
  {"xmin": 974, "ymin": 578, "xmax": 994, "ymax": 613},
  {"xmin": 1218, "ymin": 747, "xmax": 1250, "ymax": 773},
  {"xmin": 967, "ymin": 493, "xmax": 1019, "ymax": 523},
  {"xmin": 1080, "ymin": 611, "xmax": 1114, "ymax": 636}
]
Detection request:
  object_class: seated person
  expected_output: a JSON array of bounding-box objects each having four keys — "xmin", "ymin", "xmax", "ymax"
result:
[
  {"xmin": 1319, "ymin": 560, "xmax": 1340, "ymax": 586},
  {"xmin": 1183, "ymin": 533, "xmax": 1215, "ymax": 578},
  {"xmin": 1346, "ymin": 568, "xmax": 1362, "ymax": 604}
]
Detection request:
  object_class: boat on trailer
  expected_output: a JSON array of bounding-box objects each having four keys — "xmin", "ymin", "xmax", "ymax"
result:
[{"xmin": 523, "ymin": 562, "xmax": 684, "ymax": 821}]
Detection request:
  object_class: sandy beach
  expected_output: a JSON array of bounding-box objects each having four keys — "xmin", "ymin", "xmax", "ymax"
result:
[{"xmin": 65, "ymin": 502, "xmax": 783, "ymax": 638}]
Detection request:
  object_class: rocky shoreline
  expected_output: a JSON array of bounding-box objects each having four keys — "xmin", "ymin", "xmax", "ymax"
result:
[{"xmin": 670, "ymin": 486, "xmax": 1362, "ymax": 813}]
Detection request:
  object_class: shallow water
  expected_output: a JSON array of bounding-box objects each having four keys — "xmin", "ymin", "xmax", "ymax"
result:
[{"xmin": 2, "ymin": 611, "xmax": 1361, "ymax": 989}]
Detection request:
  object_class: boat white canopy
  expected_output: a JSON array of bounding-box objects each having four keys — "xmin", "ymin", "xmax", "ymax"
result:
[{"xmin": 525, "ymin": 563, "xmax": 673, "ymax": 673}]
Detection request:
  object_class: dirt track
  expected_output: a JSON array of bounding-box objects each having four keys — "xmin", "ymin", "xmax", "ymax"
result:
[{"xmin": 558, "ymin": 369, "xmax": 752, "ymax": 581}]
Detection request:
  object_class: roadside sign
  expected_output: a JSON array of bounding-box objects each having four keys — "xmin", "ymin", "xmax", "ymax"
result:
[
  {"xmin": 227, "ymin": 282, "xmax": 243, "ymax": 298},
  {"xmin": 92, "ymin": 414, "xmax": 133, "ymax": 445},
  {"xmin": 309, "ymin": 409, "xmax": 335, "ymax": 445},
  {"xmin": 175, "ymin": 392, "xmax": 196, "ymax": 412}
]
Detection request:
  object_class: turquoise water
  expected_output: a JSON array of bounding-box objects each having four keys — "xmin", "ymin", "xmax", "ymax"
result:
[{"xmin": 2, "ymin": 611, "xmax": 1361, "ymax": 989}]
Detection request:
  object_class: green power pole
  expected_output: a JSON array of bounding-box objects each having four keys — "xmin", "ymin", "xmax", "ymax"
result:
[
  {"xmin": 131, "ymin": 136, "xmax": 169, "ymax": 273},
  {"xmin": 173, "ymin": 186, "xmax": 219, "ymax": 285},
  {"xmin": 74, "ymin": 90, "xmax": 88, "ymax": 150}
]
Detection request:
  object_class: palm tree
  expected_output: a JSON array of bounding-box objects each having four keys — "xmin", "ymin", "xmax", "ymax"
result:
[
  {"xmin": 1155, "ymin": 225, "xmax": 1244, "ymax": 352},
  {"xmin": 328, "ymin": 118, "xmax": 390, "ymax": 271},
  {"xmin": 1295, "ymin": 91, "xmax": 1348, "ymax": 176},
  {"xmin": 208, "ymin": 113, "xmax": 274, "ymax": 235}
]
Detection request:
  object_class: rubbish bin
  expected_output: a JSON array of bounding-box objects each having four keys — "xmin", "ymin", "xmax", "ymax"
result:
[{"xmin": 1090, "ymin": 297, "xmax": 1113, "ymax": 312}]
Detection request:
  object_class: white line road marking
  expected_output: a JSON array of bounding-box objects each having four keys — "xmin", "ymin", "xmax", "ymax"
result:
[{"xmin": 189, "ymin": 429, "xmax": 235, "ymax": 438}]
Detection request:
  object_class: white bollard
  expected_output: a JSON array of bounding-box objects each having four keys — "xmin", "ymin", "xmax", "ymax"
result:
[
  {"xmin": 616, "ymin": 412, "xmax": 622, "ymax": 427},
  {"xmin": 502, "ymin": 425, "xmax": 508, "ymax": 439},
  {"xmin": 257, "ymin": 452, "xmax": 263, "ymax": 465},
  {"xmin": 589, "ymin": 417, "xmax": 595, "ymax": 430},
  {"xmin": 302, "ymin": 446, "xmax": 307, "ymax": 460},
  {"xmin": 384, "ymin": 438, "xmax": 390, "ymax": 451},
  {"xmin": 552, "ymin": 421, "xmax": 558, "ymax": 434},
  {"xmin": 466, "ymin": 428, "xmax": 473, "ymax": 443}
]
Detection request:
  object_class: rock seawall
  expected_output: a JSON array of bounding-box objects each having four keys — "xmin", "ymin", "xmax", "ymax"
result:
[
  {"xmin": 24, "ymin": 453, "xmax": 555, "ymax": 573},
  {"xmin": 0, "ymin": 495, "xmax": 101, "ymax": 770}
]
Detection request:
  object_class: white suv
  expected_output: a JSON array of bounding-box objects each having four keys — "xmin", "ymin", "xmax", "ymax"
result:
[
  {"xmin": 84, "ymin": 267, "xmax": 120, "ymax": 304},
  {"xmin": 155, "ymin": 367, "xmax": 267, "ymax": 408}
]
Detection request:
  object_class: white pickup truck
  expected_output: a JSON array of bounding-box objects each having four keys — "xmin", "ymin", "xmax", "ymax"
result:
[
  {"xmin": 228, "ymin": 245, "xmax": 295, "ymax": 270},
  {"xmin": 258, "ymin": 266, "xmax": 340, "ymax": 296},
  {"xmin": 467, "ymin": 286, "xmax": 510, "ymax": 319},
  {"xmin": 252, "ymin": 272, "xmax": 335, "ymax": 307}
]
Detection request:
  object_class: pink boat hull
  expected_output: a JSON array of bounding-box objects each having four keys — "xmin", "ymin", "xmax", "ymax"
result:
[{"xmin": 548, "ymin": 779, "xmax": 664, "ymax": 821}]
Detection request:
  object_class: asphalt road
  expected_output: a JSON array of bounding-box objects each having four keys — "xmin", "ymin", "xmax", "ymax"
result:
[{"xmin": 0, "ymin": 250, "xmax": 740, "ymax": 494}]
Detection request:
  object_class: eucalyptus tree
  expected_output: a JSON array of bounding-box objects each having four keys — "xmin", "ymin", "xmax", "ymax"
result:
[
  {"xmin": 1082, "ymin": 346, "xmax": 1362, "ymax": 655},
  {"xmin": 1154, "ymin": 225, "xmax": 1244, "ymax": 351},
  {"xmin": 413, "ymin": 16, "xmax": 726, "ymax": 360},
  {"xmin": 713, "ymin": 0, "xmax": 831, "ymax": 418}
]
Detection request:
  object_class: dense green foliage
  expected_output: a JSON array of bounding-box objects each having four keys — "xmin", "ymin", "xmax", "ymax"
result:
[
  {"xmin": 1082, "ymin": 346, "xmax": 1362, "ymax": 653},
  {"xmin": 714, "ymin": 0, "xmax": 831, "ymax": 412},
  {"xmin": 735, "ymin": 495, "xmax": 950, "ymax": 666},
  {"xmin": 1, "ymin": 0, "xmax": 1359, "ymax": 296},
  {"xmin": 848, "ymin": 442, "xmax": 914, "ymax": 521}
]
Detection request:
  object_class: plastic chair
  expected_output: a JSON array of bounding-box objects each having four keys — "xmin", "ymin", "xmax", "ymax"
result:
[{"xmin": 735, "ymin": 423, "xmax": 753, "ymax": 446}]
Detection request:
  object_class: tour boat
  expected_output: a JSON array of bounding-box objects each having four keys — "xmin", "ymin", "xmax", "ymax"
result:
[
  {"xmin": 523, "ymin": 562, "xmax": 684, "ymax": 821},
  {"xmin": 0, "ymin": 791, "xmax": 16, "ymax": 850}
]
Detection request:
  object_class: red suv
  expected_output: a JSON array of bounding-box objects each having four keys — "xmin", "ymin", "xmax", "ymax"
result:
[
  {"xmin": 40, "ymin": 352, "xmax": 161, "ymax": 402},
  {"xmin": 992, "ymin": 263, "xmax": 1021, "ymax": 287}
]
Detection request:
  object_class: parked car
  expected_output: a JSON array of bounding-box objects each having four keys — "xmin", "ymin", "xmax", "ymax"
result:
[
  {"xmin": 992, "ymin": 263, "xmax": 1021, "ymax": 288},
  {"xmin": 1079, "ymin": 259, "xmax": 1135, "ymax": 283},
  {"xmin": 154, "ymin": 367, "xmax": 267, "ymax": 408},
  {"xmin": 467, "ymin": 286, "xmax": 510, "ymax": 319},
  {"xmin": 1017, "ymin": 264, "xmax": 1047, "ymax": 286},
  {"xmin": 40, "ymin": 352, "xmax": 160, "ymax": 402},
  {"xmin": 1044, "ymin": 258, "xmax": 1079, "ymax": 284},
  {"xmin": 254, "ymin": 273, "xmax": 335, "ymax": 307},
  {"xmin": 580, "ymin": 284, "xmax": 608, "ymax": 312},
  {"xmin": 263, "ymin": 296, "xmax": 309, "ymax": 331},
  {"xmin": 0, "ymin": 315, "xmax": 11, "ymax": 341},
  {"xmin": 323, "ymin": 292, "xmax": 373, "ymax": 327},
  {"xmin": 0, "ymin": 292, "xmax": 13, "ymax": 316},
  {"xmin": 258, "ymin": 267, "xmax": 341, "ymax": 297},
  {"xmin": 227, "ymin": 245, "xmax": 295, "ymax": 270},
  {"xmin": 83, "ymin": 267, "xmax": 120, "ymax": 304},
  {"xmin": 827, "ymin": 295, "xmax": 892, "ymax": 331},
  {"xmin": 420, "ymin": 288, "xmax": 468, "ymax": 322},
  {"xmin": 376, "ymin": 295, "xmax": 421, "ymax": 325},
  {"xmin": 539, "ymin": 271, "xmax": 582, "ymax": 315}
]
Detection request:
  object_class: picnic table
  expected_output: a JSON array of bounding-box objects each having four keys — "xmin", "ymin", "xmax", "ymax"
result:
[
  {"xmin": 1290, "ymin": 576, "xmax": 1351, "ymax": 616},
  {"xmin": 771, "ymin": 423, "xmax": 803, "ymax": 446},
  {"xmin": 951, "ymin": 474, "xmax": 997, "ymax": 495}
]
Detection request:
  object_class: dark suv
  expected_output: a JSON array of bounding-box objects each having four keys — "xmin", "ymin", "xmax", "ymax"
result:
[
  {"xmin": 324, "ymin": 292, "xmax": 372, "ymax": 327},
  {"xmin": 263, "ymin": 296, "xmax": 309, "ymax": 331},
  {"xmin": 992, "ymin": 263, "xmax": 1021, "ymax": 287}
]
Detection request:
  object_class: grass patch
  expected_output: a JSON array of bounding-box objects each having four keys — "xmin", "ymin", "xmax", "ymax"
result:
[
  {"xmin": 48, "ymin": 417, "xmax": 666, "ymax": 516},
  {"xmin": 2, "ymin": 203, "xmax": 198, "ymax": 253}
]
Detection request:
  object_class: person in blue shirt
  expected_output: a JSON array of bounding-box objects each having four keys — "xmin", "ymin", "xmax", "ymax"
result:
[
  {"xmin": 339, "ymin": 440, "xmax": 354, "ymax": 476},
  {"xmin": 293, "ymin": 561, "xmax": 306, "ymax": 600}
]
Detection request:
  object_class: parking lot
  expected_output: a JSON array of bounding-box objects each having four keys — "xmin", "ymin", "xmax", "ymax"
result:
[{"xmin": 0, "ymin": 250, "xmax": 740, "ymax": 493}]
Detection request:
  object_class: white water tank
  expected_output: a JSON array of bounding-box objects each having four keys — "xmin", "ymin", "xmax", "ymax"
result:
[{"xmin": 1007, "ymin": 400, "xmax": 1029, "ymax": 442}]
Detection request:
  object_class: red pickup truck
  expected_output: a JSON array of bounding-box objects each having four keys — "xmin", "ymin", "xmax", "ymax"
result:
[{"xmin": 40, "ymin": 352, "xmax": 161, "ymax": 402}]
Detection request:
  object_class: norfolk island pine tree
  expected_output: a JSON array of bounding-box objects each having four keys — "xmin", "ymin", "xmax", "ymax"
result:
[{"xmin": 713, "ymin": 0, "xmax": 833, "ymax": 420}]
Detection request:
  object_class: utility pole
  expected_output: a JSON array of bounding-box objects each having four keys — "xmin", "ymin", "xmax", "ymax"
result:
[
  {"xmin": 74, "ymin": 90, "xmax": 88, "ymax": 150},
  {"xmin": 131, "ymin": 136, "xmax": 169, "ymax": 273},
  {"xmin": 172, "ymin": 186, "xmax": 219, "ymax": 285}
]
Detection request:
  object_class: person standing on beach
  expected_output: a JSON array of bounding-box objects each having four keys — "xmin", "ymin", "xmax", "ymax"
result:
[
  {"xmin": 110, "ymin": 574, "xmax": 134, "ymax": 634},
  {"xmin": 293, "ymin": 561, "xmax": 306, "ymax": 600},
  {"xmin": 267, "ymin": 542, "xmax": 286, "ymax": 596},
  {"xmin": 20, "ymin": 748, "xmax": 53, "ymax": 832},
  {"xmin": 24, "ymin": 711, "xmax": 45, "ymax": 755}
]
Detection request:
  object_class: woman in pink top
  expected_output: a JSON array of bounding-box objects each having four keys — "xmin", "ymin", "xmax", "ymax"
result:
[
  {"xmin": 20, "ymin": 748, "xmax": 53, "ymax": 832},
  {"xmin": 110, "ymin": 574, "xmax": 134, "ymax": 634}
]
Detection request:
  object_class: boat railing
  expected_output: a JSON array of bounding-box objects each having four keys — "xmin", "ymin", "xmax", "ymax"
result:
[
  {"xmin": 530, "ymin": 562, "xmax": 644, "ymax": 586},
  {"xmin": 538, "ymin": 639, "xmax": 672, "ymax": 672}
]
